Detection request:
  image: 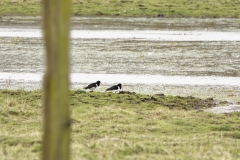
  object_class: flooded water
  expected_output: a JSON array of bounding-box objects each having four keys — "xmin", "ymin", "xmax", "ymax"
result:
[
  {"xmin": 0, "ymin": 16, "xmax": 240, "ymax": 112},
  {"xmin": 1, "ymin": 72, "xmax": 240, "ymax": 86},
  {"xmin": 208, "ymin": 105, "xmax": 240, "ymax": 114},
  {"xmin": 1, "ymin": 28, "xmax": 240, "ymax": 41}
]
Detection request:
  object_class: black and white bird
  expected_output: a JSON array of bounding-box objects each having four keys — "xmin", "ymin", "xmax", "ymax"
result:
[
  {"xmin": 106, "ymin": 83, "xmax": 122, "ymax": 92},
  {"xmin": 84, "ymin": 81, "xmax": 102, "ymax": 91}
]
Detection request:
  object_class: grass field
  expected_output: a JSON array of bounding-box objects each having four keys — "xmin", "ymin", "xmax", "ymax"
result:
[
  {"xmin": 0, "ymin": 0, "xmax": 240, "ymax": 17},
  {"xmin": 1, "ymin": 89, "xmax": 240, "ymax": 159}
]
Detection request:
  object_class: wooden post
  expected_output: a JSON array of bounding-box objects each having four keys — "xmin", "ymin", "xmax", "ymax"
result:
[{"xmin": 42, "ymin": 0, "xmax": 71, "ymax": 160}]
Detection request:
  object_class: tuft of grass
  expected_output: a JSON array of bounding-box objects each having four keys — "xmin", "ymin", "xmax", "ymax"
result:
[
  {"xmin": 0, "ymin": 0, "xmax": 240, "ymax": 17},
  {"xmin": 1, "ymin": 89, "xmax": 240, "ymax": 159}
]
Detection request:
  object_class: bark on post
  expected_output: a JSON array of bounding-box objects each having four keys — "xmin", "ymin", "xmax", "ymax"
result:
[{"xmin": 42, "ymin": 0, "xmax": 71, "ymax": 159}]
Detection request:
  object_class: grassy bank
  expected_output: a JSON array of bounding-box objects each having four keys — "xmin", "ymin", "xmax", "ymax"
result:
[
  {"xmin": 0, "ymin": 0, "xmax": 240, "ymax": 17},
  {"xmin": 0, "ymin": 89, "xmax": 240, "ymax": 159}
]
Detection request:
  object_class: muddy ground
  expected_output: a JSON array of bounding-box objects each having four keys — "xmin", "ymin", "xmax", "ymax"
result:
[
  {"xmin": 1, "ymin": 16, "xmax": 240, "ymax": 31},
  {"xmin": 1, "ymin": 38, "xmax": 239, "ymax": 77}
]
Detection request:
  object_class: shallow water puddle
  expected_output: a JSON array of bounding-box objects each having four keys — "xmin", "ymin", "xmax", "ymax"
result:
[
  {"xmin": 1, "ymin": 72, "xmax": 240, "ymax": 86},
  {"xmin": 208, "ymin": 105, "xmax": 240, "ymax": 113},
  {"xmin": 1, "ymin": 28, "xmax": 240, "ymax": 41}
]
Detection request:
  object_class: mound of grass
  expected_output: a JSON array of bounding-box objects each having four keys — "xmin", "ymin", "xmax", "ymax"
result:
[
  {"xmin": 0, "ymin": 0, "xmax": 240, "ymax": 17},
  {"xmin": 0, "ymin": 89, "xmax": 240, "ymax": 159},
  {"xmin": 70, "ymin": 90, "xmax": 218, "ymax": 110}
]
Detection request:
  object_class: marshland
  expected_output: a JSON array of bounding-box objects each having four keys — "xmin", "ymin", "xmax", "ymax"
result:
[{"xmin": 1, "ymin": 0, "xmax": 240, "ymax": 159}]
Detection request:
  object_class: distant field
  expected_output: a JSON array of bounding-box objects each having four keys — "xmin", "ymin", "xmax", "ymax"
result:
[
  {"xmin": 0, "ymin": 0, "xmax": 240, "ymax": 17},
  {"xmin": 1, "ymin": 89, "xmax": 240, "ymax": 159}
]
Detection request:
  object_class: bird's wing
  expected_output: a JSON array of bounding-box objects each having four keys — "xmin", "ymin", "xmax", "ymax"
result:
[
  {"xmin": 106, "ymin": 85, "xmax": 118, "ymax": 91},
  {"xmin": 84, "ymin": 83, "xmax": 96, "ymax": 89}
]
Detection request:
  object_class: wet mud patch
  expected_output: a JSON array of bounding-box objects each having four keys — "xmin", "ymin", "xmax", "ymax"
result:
[
  {"xmin": 71, "ymin": 39, "xmax": 240, "ymax": 77},
  {"xmin": 1, "ymin": 37, "xmax": 240, "ymax": 77},
  {"xmin": 1, "ymin": 16, "xmax": 240, "ymax": 31}
]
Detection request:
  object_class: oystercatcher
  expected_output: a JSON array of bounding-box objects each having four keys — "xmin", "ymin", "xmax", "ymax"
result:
[
  {"xmin": 106, "ymin": 83, "xmax": 122, "ymax": 92},
  {"xmin": 84, "ymin": 81, "xmax": 102, "ymax": 91}
]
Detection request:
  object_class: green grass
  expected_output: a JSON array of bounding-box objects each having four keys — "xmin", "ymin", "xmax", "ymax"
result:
[
  {"xmin": 1, "ymin": 0, "xmax": 240, "ymax": 17},
  {"xmin": 1, "ymin": 89, "xmax": 240, "ymax": 159}
]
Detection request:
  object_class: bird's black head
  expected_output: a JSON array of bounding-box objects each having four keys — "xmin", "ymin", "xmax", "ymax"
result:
[
  {"xmin": 96, "ymin": 81, "xmax": 101, "ymax": 86},
  {"xmin": 118, "ymin": 83, "xmax": 122, "ymax": 89}
]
